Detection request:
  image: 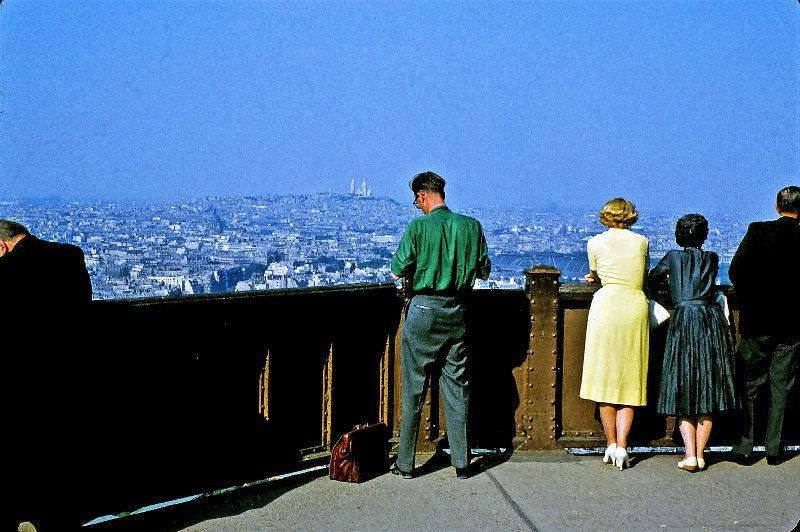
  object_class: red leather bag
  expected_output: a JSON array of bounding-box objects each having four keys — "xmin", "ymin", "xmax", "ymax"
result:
[{"xmin": 329, "ymin": 422, "xmax": 388, "ymax": 483}]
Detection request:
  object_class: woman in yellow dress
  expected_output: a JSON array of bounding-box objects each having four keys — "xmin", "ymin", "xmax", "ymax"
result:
[{"xmin": 580, "ymin": 198, "xmax": 650, "ymax": 470}]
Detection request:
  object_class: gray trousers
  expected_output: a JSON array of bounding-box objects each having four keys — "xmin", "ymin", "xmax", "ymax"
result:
[
  {"xmin": 396, "ymin": 295, "xmax": 470, "ymax": 471},
  {"xmin": 735, "ymin": 335, "xmax": 799, "ymax": 456}
]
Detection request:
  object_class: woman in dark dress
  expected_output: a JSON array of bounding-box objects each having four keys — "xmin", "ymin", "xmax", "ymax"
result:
[{"xmin": 649, "ymin": 214, "xmax": 738, "ymax": 472}]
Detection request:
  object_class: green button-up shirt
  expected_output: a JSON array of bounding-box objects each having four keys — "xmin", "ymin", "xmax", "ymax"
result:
[{"xmin": 391, "ymin": 205, "xmax": 491, "ymax": 293}]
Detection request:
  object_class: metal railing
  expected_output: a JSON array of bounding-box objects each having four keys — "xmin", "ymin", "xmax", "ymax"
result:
[{"xmin": 11, "ymin": 273, "xmax": 797, "ymax": 525}]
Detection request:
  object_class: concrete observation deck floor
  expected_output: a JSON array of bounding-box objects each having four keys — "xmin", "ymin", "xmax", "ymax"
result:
[{"xmin": 91, "ymin": 451, "xmax": 800, "ymax": 531}]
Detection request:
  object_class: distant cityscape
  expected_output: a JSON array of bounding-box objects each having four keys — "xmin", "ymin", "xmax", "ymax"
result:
[{"xmin": 1, "ymin": 184, "xmax": 753, "ymax": 300}]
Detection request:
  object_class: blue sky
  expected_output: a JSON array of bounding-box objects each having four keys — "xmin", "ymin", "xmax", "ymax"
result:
[{"xmin": 1, "ymin": 1, "xmax": 797, "ymax": 216}]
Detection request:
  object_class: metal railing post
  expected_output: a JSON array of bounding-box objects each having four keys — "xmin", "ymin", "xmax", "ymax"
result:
[{"xmin": 518, "ymin": 266, "xmax": 561, "ymax": 450}]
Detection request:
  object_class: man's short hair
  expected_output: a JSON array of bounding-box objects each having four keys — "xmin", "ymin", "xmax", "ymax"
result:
[
  {"xmin": 776, "ymin": 185, "xmax": 800, "ymax": 214},
  {"xmin": 410, "ymin": 171, "xmax": 446, "ymax": 199},
  {"xmin": 598, "ymin": 198, "xmax": 638, "ymax": 228},
  {"xmin": 675, "ymin": 214, "xmax": 708, "ymax": 248},
  {"xmin": 0, "ymin": 219, "xmax": 30, "ymax": 241}
]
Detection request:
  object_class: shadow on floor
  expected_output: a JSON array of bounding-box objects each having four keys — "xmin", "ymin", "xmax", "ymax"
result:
[
  {"xmin": 409, "ymin": 444, "xmax": 518, "ymax": 479},
  {"xmin": 87, "ymin": 466, "xmax": 328, "ymax": 532}
]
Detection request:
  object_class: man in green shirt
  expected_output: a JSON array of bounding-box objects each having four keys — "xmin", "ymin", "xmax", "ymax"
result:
[{"xmin": 389, "ymin": 171, "xmax": 490, "ymax": 479}]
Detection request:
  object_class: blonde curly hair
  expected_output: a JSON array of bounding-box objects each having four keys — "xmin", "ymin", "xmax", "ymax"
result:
[{"xmin": 599, "ymin": 198, "xmax": 638, "ymax": 228}]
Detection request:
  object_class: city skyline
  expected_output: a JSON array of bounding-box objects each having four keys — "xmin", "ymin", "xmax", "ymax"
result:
[
  {"xmin": 1, "ymin": 2, "xmax": 797, "ymax": 216},
  {"xmin": 1, "ymin": 193, "xmax": 752, "ymax": 300}
]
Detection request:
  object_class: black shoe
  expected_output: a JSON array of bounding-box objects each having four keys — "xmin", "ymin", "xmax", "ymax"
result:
[
  {"xmin": 389, "ymin": 461, "xmax": 413, "ymax": 479},
  {"xmin": 456, "ymin": 466, "xmax": 471, "ymax": 479},
  {"xmin": 730, "ymin": 452, "xmax": 757, "ymax": 466},
  {"xmin": 765, "ymin": 454, "xmax": 783, "ymax": 466}
]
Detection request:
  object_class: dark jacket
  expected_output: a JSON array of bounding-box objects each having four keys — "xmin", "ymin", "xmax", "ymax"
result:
[
  {"xmin": 0, "ymin": 236, "xmax": 92, "ymax": 528},
  {"xmin": 0, "ymin": 234, "xmax": 92, "ymax": 307},
  {"xmin": 729, "ymin": 216, "xmax": 800, "ymax": 339}
]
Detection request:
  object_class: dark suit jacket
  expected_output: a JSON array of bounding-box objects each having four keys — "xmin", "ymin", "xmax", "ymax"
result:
[
  {"xmin": 0, "ymin": 234, "xmax": 92, "ymax": 306},
  {"xmin": 0, "ymin": 233, "xmax": 92, "ymax": 389},
  {"xmin": 0, "ymin": 237, "xmax": 92, "ymax": 526},
  {"xmin": 729, "ymin": 216, "xmax": 800, "ymax": 339}
]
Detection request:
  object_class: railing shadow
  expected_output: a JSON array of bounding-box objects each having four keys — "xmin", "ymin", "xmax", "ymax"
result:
[
  {"xmin": 467, "ymin": 290, "xmax": 530, "ymax": 451},
  {"xmin": 86, "ymin": 467, "xmax": 329, "ymax": 531}
]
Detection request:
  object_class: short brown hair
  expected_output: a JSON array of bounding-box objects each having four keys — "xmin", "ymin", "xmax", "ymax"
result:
[
  {"xmin": 599, "ymin": 198, "xmax": 638, "ymax": 228},
  {"xmin": 410, "ymin": 171, "xmax": 446, "ymax": 199}
]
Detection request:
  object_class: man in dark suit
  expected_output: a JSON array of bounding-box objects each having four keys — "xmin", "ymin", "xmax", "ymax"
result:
[
  {"xmin": 0, "ymin": 219, "xmax": 92, "ymax": 303},
  {"xmin": 729, "ymin": 186, "xmax": 800, "ymax": 465},
  {"xmin": 0, "ymin": 219, "xmax": 92, "ymax": 530}
]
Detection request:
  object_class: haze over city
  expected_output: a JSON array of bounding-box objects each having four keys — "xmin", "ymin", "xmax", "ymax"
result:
[{"xmin": 1, "ymin": 1, "xmax": 797, "ymax": 219}]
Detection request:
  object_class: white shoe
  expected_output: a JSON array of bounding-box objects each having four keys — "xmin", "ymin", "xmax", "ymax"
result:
[
  {"xmin": 602, "ymin": 443, "xmax": 617, "ymax": 464},
  {"xmin": 697, "ymin": 457, "xmax": 706, "ymax": 471},
  {"xmin": 614, "ymin": 447, "xmax": 630, "ymax": 470},
  {"xmin": 678, "ymin": 456, "xmax": 698, "ymax": 472}
]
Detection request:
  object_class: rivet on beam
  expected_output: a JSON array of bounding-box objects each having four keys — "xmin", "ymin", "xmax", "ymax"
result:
[{"xmin": 529, "ymin": 367, "xmax": 534, "ymax": 372}]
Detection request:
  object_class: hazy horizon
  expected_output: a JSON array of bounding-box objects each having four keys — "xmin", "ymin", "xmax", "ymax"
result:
[
  {"xmin": 2, "ymin": 1, "xmax": 798, "ymax": 216},
  {"xmin": 0, "ymin": 190, "xmax": 779, "ymax": 222}
]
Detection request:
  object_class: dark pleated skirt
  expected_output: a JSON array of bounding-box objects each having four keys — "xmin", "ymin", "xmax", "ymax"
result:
[{"xmin": 656, "ymin": 302, "xmax": 739, "ymax": 416}]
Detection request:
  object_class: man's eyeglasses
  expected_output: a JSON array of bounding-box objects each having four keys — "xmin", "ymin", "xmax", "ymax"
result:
[{"xmin": 412, "ymin": 192, "xmax": 422, "ymax": 209}]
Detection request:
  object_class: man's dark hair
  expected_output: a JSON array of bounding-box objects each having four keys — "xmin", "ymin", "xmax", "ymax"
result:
[
  {"xmin": 675, "ymin": 214, "xmax": 709, "ymax": 248},
  {"xmin": 0, "ymin": 219, "xmax": 30, "ymax": 241},
  {"xmin": 410, "ymin": 171, "xmax": 446, "ymax": 199},
  {"xmin": 776, "ymin": 185, "xmax": 800, "ymax": 214}
]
